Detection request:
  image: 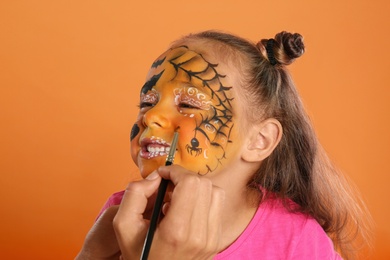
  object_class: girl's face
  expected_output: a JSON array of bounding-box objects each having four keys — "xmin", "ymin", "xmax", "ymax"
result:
[{"xmin": 130, "ymin": 44, "xmax": 245, "ymax": 178}]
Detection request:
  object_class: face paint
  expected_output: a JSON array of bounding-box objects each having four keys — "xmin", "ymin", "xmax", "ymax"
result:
[
  {"xmin": 186, "ymin": 136, "xmax": 202, "ymax": 156},
  {"xmin": 131, "ymin": 45, "xmax": 241, "ymax": 177},
  {"xmin": 174, "ymin": 87, "xmax": 212, "ymax": 111},
  {"xmin": 141, "ymin": 89, "xmax": 159, "ymax": 105},
  {"xmin": 141, "ymin": 70, "xmax": 164, "ymax": 94},
  {"xmin": 151, "ymin": 56, "xmax": 166, "ymax": 68},
  {"xmin": 130, "ymin": 124, "xmax": 140, "ymax": 141}
]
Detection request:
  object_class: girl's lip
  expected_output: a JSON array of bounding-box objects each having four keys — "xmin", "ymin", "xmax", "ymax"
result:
[{"xmin": 139, "ymin": 136, "xmax": 172, "ymax": 159}]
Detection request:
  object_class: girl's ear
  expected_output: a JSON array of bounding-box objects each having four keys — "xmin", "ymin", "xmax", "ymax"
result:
[{"xmin": 242, "ymin": 118, "xmax": 282, "ymax": 162}]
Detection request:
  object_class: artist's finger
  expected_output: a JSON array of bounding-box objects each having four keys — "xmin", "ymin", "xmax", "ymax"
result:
[
  {"xmin": 157, "ymin": 165, "xmax": 194, "ymax": 186},
  {"xmin": 158, "ymin": 165, "xmax": 216, "ymax": 237},
  {"xmin": 160, "ymin": 174, "xmax": 200, "ymax": 238},
  {"xmin": 162, "ymin": 201, "xmax": 171, "ymax": 216},
  {"xmin": 153, "ymin": 165, "xmax": 225, "ymax": 258},
  {"xmin": 113, "ymin": 171, "xmax": 161, "ymax": 259}
]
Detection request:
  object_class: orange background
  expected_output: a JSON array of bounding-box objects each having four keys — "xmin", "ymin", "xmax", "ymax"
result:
[{"xmin": 1, "ymin": 0, "xmax": 389, "ymax": 259}]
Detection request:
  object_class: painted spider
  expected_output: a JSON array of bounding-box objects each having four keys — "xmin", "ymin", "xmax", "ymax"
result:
[{"xmin": 186, "ymin": 137, "xmax": 202, "ymax": 156}]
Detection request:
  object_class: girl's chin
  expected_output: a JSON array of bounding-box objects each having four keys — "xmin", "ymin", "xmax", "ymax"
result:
[
  {"xmin": 138, "ymin": 156, "xmax": 165, "ymax": 174},
  {"xmin": 139, "ymin": 164, "xmax": 163, "ymax": 179}
]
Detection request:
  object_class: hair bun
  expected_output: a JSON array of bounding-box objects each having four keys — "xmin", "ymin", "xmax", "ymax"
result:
[
  {"xmin": 259, "ymin": 31, "xmax": 305, "ymax": 66},
  {"xmin": 277, "ymin": 31, "xmax": 304, "ymax": 59}
]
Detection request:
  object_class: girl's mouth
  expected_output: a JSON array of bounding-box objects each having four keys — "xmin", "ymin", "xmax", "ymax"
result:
[{"xmin": 139, "ymin": 136, "xmax": 171, "ymax": 159}]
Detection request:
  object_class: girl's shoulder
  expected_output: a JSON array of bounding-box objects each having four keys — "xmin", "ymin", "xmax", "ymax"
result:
[
  {"xmin": 96, "ymin": 190, "xmax": 125, "ymax": 220},
  {"xmin": 215, "ymin": 196, "xmax": 342, "ymax": 259}
]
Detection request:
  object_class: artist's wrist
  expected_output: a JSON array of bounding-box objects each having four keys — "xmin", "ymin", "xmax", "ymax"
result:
[
  {"xmin": 75, "ymin": 249, "xmax": 119, "ymax": 260},
  {"xmin": 75, "ymin": 249, "xmax": 96, "ymax": 260},
  {"xmin": 74, "ymin": 249, "xmax": 90, "ymax": 260}
]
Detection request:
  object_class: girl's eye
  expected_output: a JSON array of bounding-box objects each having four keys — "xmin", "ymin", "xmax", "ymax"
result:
[
  {"xmin": 139, "ymin": 102, "xmax": 155, "ymax": 109},
  {"xmin": 179, "ymin": 103, "xmax": 199, "ymax": 109}
]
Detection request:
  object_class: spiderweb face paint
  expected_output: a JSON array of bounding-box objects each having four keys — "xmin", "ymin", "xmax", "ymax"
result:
[{"xmin": 131, "ymin": 45, "xmax": 240, "ymax": 176}]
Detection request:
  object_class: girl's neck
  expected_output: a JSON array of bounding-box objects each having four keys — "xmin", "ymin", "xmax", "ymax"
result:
[
  {"xmin": 209, "ymin": 158, "xmax": 262, "ymax": 251},
  {"xmin": 219, "ymin": 185, "xmax": 260, "ymax": 251}
]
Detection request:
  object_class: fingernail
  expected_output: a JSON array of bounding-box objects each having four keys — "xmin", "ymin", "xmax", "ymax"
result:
[{"xmin": 146, "ymin": 170, "xmax": 159, "ymax": 180}]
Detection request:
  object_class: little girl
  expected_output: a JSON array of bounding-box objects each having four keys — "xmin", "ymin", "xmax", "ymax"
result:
[{"xmin": 76, "ymin": 30, "xmax": 372, "ymax": 259}]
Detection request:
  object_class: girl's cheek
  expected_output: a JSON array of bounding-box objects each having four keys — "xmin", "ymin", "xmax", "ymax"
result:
[{"xmin": 178, "ymin": 110, "xmax": 196, "ymax": 118}]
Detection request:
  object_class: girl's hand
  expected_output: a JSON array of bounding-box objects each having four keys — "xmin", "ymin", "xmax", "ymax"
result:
[{"xmin": 114, "ymin": 165, "xmax": 226, "ymax": 260}]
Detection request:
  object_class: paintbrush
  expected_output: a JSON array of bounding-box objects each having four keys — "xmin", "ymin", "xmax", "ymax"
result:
[{"xmin": 141, "ymin": 131, "xmax": 179, "ymax": 259}]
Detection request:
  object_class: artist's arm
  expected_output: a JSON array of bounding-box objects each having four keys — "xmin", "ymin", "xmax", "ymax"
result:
[
  {"xmin": 75, "ymin": 184, "xmax": 157, "ymax": 260},
  {"xmin": 75, "ymin": 206, "xmax": 121, "ymax": 260},
  {"xmin": 114, "ymin": 165, "xmax": 225, "ymax": 260},
  {"xmin": 76, "ymin": 165, "xmax": 224, "ymax": 260}
]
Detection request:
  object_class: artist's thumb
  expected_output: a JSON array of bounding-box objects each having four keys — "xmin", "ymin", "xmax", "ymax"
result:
[
  {"xmin": 145, "ymin": 170, "xmax": 161, "ymax": 181},
  {"xmin": 114, "ymin": 171, "xmax": 161, "ymax": 259}
]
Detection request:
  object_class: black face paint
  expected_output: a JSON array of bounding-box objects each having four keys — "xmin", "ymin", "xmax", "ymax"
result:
[
  {"xmin": 130, "ymin": 123, "xmax": 140, "ymax": 141},
  {"xmin": 191, "ymin": 137, "xmax": 199, "ymax": 148},
  {"xmin": 186, "ymin": 135, "xmax": 202, "ymax": 156},
  {"xmin": 151, "ymin": 56, "xmax": 166, "ymax": 68},
  {"xmin": 140, "ymin": 70, "xmax": 164, "ymax": 95}
]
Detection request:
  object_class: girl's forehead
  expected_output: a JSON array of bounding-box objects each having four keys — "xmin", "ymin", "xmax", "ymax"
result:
[
  {"xmin": 144, "ymin": 44, "xmax": 240, "ymax": 93},
  {"xmin": 146, "ymin": 45, "xmax": 219, "ymax": 76},
  {"xmin": 143, "ymin": 45, "xmax": 234, "ymax": 91}
]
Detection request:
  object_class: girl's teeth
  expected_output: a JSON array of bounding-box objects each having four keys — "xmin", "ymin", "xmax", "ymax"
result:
[
  {"xmin": 147, "ymin": 146, "xmax": 169, "ymax": 153},
  {"xmin": 144, "ymin": 136, "xmax": 172, "ymax": 158}
]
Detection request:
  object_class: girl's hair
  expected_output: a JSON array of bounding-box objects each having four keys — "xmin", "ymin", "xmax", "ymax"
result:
[{"xmin": 177, "ymin": 30, "xmax": 373, "ymax": 259}]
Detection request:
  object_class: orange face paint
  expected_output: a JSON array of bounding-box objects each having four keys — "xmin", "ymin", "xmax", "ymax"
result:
[{"xmin": 131, "ymin": 45, "xmax": 239, "ymax": 177}]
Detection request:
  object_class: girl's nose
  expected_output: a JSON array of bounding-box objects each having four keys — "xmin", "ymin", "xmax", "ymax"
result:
[{"xmin": 142, "ymin": 104, "xmax": 173, "ymax": 129}]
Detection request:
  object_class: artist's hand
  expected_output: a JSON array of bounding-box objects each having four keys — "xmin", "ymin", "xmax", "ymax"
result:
[
  {"xmin": 114, "ymin": 165, "xmax": 226, "ymax": 260},
  {"xmin": 75, "ymin": 173, "xmax": 160, "ymax": 260},
  {"xmin": 75, "ymin": 206, "xmax": 121, "ymax": 260}
]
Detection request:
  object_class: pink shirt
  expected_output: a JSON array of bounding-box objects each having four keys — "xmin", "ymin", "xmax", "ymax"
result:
[{"xmin": 99, "ymin": 191, "xmax": 342, "ymax": 259}]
